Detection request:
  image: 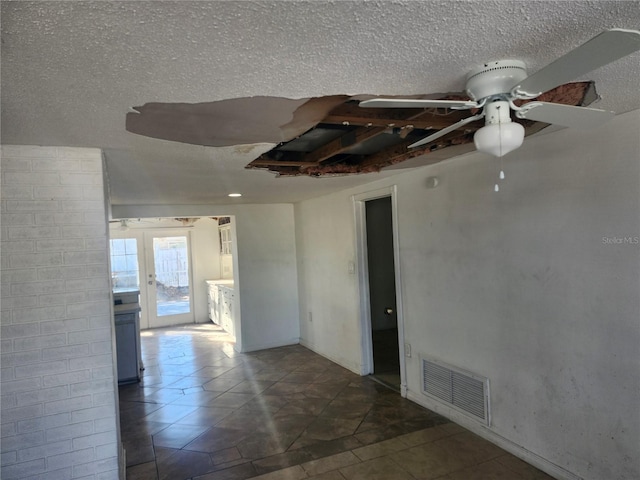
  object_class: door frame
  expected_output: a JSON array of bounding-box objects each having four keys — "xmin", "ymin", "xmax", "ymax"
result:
[
  {"xmin": 143, "ymin": 229, "xmax": 195, "ymax": 328},
  {"xmin": 353, "ymin": 185, "xmax": 407, "ymax": 396}
]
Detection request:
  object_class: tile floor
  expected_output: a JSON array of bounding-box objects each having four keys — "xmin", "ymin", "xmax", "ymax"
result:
[{"xmin": 120, "ymin": 324, "xmax": 554, "ymax": 480}]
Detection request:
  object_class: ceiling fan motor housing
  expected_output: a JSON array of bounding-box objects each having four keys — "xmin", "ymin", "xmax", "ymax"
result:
[
  {"xmin": 483, "ymin": 100, "xmax": 512, "ymax": 124},
  {"xmin": 465, "ymin": 60, "xmax": 527, "ymax": 101}
]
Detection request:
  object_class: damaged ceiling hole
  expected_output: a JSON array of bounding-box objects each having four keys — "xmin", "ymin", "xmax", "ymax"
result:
[{"xmin": 126, "ymin": 82, "xmax": 596, "ymax": 177}]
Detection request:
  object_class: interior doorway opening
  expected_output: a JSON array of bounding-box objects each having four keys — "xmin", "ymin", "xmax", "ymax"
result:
[
  {"xmin": 108, "ymin": 217, "xmax": 236, "ymax": 331},
  {"xmin": 365, "ymin": 196, "xmax": 401, "ymax": 391},
  {"xmin": 354, "ymin": 186, "xmax": 406, "ymax": 396}
]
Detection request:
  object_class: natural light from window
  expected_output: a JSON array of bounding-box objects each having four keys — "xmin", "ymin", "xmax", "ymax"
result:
[{"xmin": 109, "ymin": 238, "xmax": 140, "ymax": 291}]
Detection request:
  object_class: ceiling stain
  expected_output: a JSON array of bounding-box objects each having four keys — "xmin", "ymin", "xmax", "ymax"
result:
[
  {"xmin": 233, "ymin": 144, "xmax": 268, "ymax": 155},
  {"xmin": 126, "ymin": 82, "xmax": 595, "ymax": 177}
]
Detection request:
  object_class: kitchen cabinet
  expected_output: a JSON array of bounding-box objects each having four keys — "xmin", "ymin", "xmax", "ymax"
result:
[
  {"xmin": 113, "ymin": 290, "xmax": 142, "ymax": 384},
  {"xmin": 219, "ymin": 285, "xmax": 235, "ymax": 337},
  {"xmin": 206, "ymin": 280, "xmax": 235, "ymax": 338},
  {"xmin": 206, "ymin": 281, "xmax": 221, "ymax": 324}
]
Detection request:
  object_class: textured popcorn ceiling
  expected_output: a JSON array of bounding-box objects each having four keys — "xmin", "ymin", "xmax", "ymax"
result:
[{"xmin": 2, "ymin": 1, "xmax": 639, "ymax": 206}]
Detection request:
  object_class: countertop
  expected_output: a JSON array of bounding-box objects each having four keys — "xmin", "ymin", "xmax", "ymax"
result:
[
  {"xmin": 113, "ymin": 288, "xmax": 140, "ymax": 294},
  {"xmin": 114, "ymin": 302, "xmax": 141, "ymax": 315},
  {"xmin": 206, "ymin": 279, "xmax": 234, "ymax": 289}
]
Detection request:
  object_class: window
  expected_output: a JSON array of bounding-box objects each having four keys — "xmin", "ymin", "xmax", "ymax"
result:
[
  {"xmin": 109, "ymin": 238, "xmax": 139, "ymax": 290},
  {"xmin": 219, "ymin": 225, "xmax": 232, "ymax": 255}
]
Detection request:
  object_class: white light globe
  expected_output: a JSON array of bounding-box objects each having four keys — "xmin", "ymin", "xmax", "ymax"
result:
[{"xmin": 474, "ymin": 122, "xmax": 524, "ymax": 157}]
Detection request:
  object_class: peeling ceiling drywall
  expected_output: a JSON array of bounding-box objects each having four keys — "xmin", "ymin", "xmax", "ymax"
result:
[
  {"xmin": 2, "ymin": 1, "xmax": 639, "ymax": 206},
  {"xmin": 126, "ymin": 82, "xmax": 594, "ymax": 176}
]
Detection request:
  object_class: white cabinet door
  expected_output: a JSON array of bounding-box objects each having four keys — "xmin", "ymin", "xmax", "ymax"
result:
[
  {"xmin": 218, "ymin": 287, "xmax": 235, "ymax": 337},
  {"xmin": 115, "ymin": 318, "xmax": 138, "ymax": 383},
  {"xmin": 207, "ymin": 283, "xmax": 220, "ymax": 324}
]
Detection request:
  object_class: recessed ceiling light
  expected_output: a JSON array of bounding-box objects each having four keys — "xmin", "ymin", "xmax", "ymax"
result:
[{"xmin": 228, "ymin": 193, "xmax": 242, "ymax": 197}]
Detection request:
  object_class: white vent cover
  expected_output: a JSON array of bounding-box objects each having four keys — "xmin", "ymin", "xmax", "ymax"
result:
[{"xmin": 421, "ymin": 357, "xmax": 490, "ymax": 425}]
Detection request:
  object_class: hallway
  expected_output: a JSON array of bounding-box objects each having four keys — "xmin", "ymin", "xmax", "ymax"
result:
[{"xmin": 120, "ymin": 324, "xmax": 554, "ymax": 480}]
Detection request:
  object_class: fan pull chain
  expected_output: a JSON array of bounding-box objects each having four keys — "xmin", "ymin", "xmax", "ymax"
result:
[
  {"xmin": 494, "ymin": 154, "xmax": 505, "ymax": 192},
  {"xmin": 494, "ymin": 154, "xmax": 506, "ymax": 192},
  {"xmin": 498, "ymin": 109, "xmax": 503, "ymax": 158},
  {"xmin": 499, "ymin": 154, "xmax": 505, "ymax": 184},
  {"xmin": 494, "ymin": 109, "xmax": 504, "ymax": 192}
]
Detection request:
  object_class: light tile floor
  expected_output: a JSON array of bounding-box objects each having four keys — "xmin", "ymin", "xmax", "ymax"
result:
[{"xmin": 120, "ymin": 324, "xmax": 555, "ymax": 480}]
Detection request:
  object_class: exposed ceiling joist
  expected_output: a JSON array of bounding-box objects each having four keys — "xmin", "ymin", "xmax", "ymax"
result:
[
  {"xmin": 307, "ymin": 126, "xmax": 386, "ymax": 164},
  {"xmin": 247, "ymin": 82, "xmax": 594, "ymax": 177}
]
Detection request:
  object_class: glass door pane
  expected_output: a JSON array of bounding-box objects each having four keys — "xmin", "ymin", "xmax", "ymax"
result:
[
  {"xmin": 144, "ymin": 231, "xmax": 194, "ymax": 328},
  {"xmin": 152, "ymin": 236, "xmax": 191, "ymax": 317}
]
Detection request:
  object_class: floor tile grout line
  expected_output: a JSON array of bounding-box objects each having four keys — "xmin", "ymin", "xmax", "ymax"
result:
[
  {"xmin": 244, "ymin": 425, "xmax": 467, "ymax": 479},
  {"xmin": 486, "ymin": 454, "xmax": 527, "ymax": 480},
  {"xmin": 123, "ymin": 325, "xmax": 551, "ymax": 480},
  {"xmin": 384, "ymin": 447, "xmax": 424, "ymax": 480}
]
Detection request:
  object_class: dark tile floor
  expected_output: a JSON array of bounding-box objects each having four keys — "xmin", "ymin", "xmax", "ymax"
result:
[{"xmin": 119, "ymin": 324, "xmax": 555, "ymax": 480}]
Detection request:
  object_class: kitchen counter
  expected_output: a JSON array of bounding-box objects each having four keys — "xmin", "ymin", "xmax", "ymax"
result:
[
  {"xmin": 114, "ymin": 289, "xmax": 140, "ymax": 306},
  {"xmin": 113, "ymin": 294, "xmax": 142, "ymax": 384},
  {"xmin": 205, "ymin": 280, "xmax": 236, "ymax": 338},
  {"xmin": 114, "ymin": 302, "xmax": 141, "ymax": 315},
  {"xmin": 205, "ymin": 279, "xmax": 234, "ymax": 288}
]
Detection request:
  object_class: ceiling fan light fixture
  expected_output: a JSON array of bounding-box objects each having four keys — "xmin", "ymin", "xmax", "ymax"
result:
[
  {"xmin": 474, "ymin": 122, "xmax": 524, "ymax": 157},
  {"xmin": 359, "ymin": 29, "xmax": 640, "ymax": 161},
  {"xmin": 474, "ymin": 101, "xmax": 524, "ymax": 157}
]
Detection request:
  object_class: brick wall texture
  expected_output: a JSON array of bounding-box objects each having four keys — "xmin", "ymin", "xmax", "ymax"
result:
[{"xmin": 1, "ymin": 146, "xmax": 119, "ymax": 480}]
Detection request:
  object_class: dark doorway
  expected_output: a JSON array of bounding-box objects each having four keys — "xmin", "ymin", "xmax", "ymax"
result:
[{"xmin": 365, "ymin": 196, "xmax": 400, "ymax": 391}]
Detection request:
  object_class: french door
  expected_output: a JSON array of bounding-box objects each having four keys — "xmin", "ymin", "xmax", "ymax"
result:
[{"xmin": 143, "ymin": 231, "xmax": 194, "ymax": 328}]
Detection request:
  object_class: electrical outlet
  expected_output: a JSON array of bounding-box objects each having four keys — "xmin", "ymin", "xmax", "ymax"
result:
[
  {"xmin": 404, "ymin": 343, "xmax": 412, "ymax": 358},
  {"xmin": 308, "ymin": 311, "xmax": 313, "ymax": 322}
]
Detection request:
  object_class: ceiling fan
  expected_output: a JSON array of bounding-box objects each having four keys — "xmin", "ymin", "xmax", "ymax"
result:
[{"xmin": 359, "ymin": 29, "xmax": 640, "ymax": 157}]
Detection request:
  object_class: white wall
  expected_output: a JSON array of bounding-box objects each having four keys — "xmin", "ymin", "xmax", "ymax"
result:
[
  {"xmin": 109, "ymin": 217, "xmax": 220, "ymax": 329},
  {"xmin": 1, "ymin": 146, "xmax": 120, "ymax": 480},
  {"xmin": 234, "ymin": 204, "xmax": 299, "ymax": 352},
  {"xmin": 295, "ymin": 191, "xmax": 364, "ymax": 372},
  {"xmin": 110, "ymin": 204, "xmax": 300, "ymax": 353},
  {"xmin": 294, "ymin": 110, "xmax": 640, "ymax": 480}
]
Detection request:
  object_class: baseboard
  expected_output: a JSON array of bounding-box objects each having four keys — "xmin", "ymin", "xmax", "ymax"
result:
[
  {"xmin": 406, "ymin": 391, "xmax": 582, "ymax": 480},
  {"xmin": 240, "ymin": 336, "xmax": 301, "ymax": 353}
]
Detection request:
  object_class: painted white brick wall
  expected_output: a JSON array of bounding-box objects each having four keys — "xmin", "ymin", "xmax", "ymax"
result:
[{"xmin": 1, "ymin": 146, "xmax": 119, "ymax": 480}]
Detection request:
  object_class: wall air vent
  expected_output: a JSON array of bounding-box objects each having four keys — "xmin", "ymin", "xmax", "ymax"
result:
[{"xmin": 421, "ymin": 357, "xmax": 490, "ymax": 425}]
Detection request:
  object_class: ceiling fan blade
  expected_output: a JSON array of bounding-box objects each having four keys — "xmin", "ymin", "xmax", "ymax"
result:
[
  {"xmin": 516, "ymin": 102, "xmax": 614, "ymax": 128},
  {"xmin": 511, "ymin": 28, "xmax": 640, "ymax": 98},
  {"xmin": 408, "ymin": 113, "xmax": 485, "ymax": 148},
  {"xmin": 359, "ymin": 98, "xmax": 478, "ymax": 110}
]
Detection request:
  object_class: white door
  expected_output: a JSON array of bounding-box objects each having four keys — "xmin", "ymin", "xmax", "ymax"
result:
[{"xmin": 144, "ymin": 231, "xmax": 194, "ymax": 328}]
